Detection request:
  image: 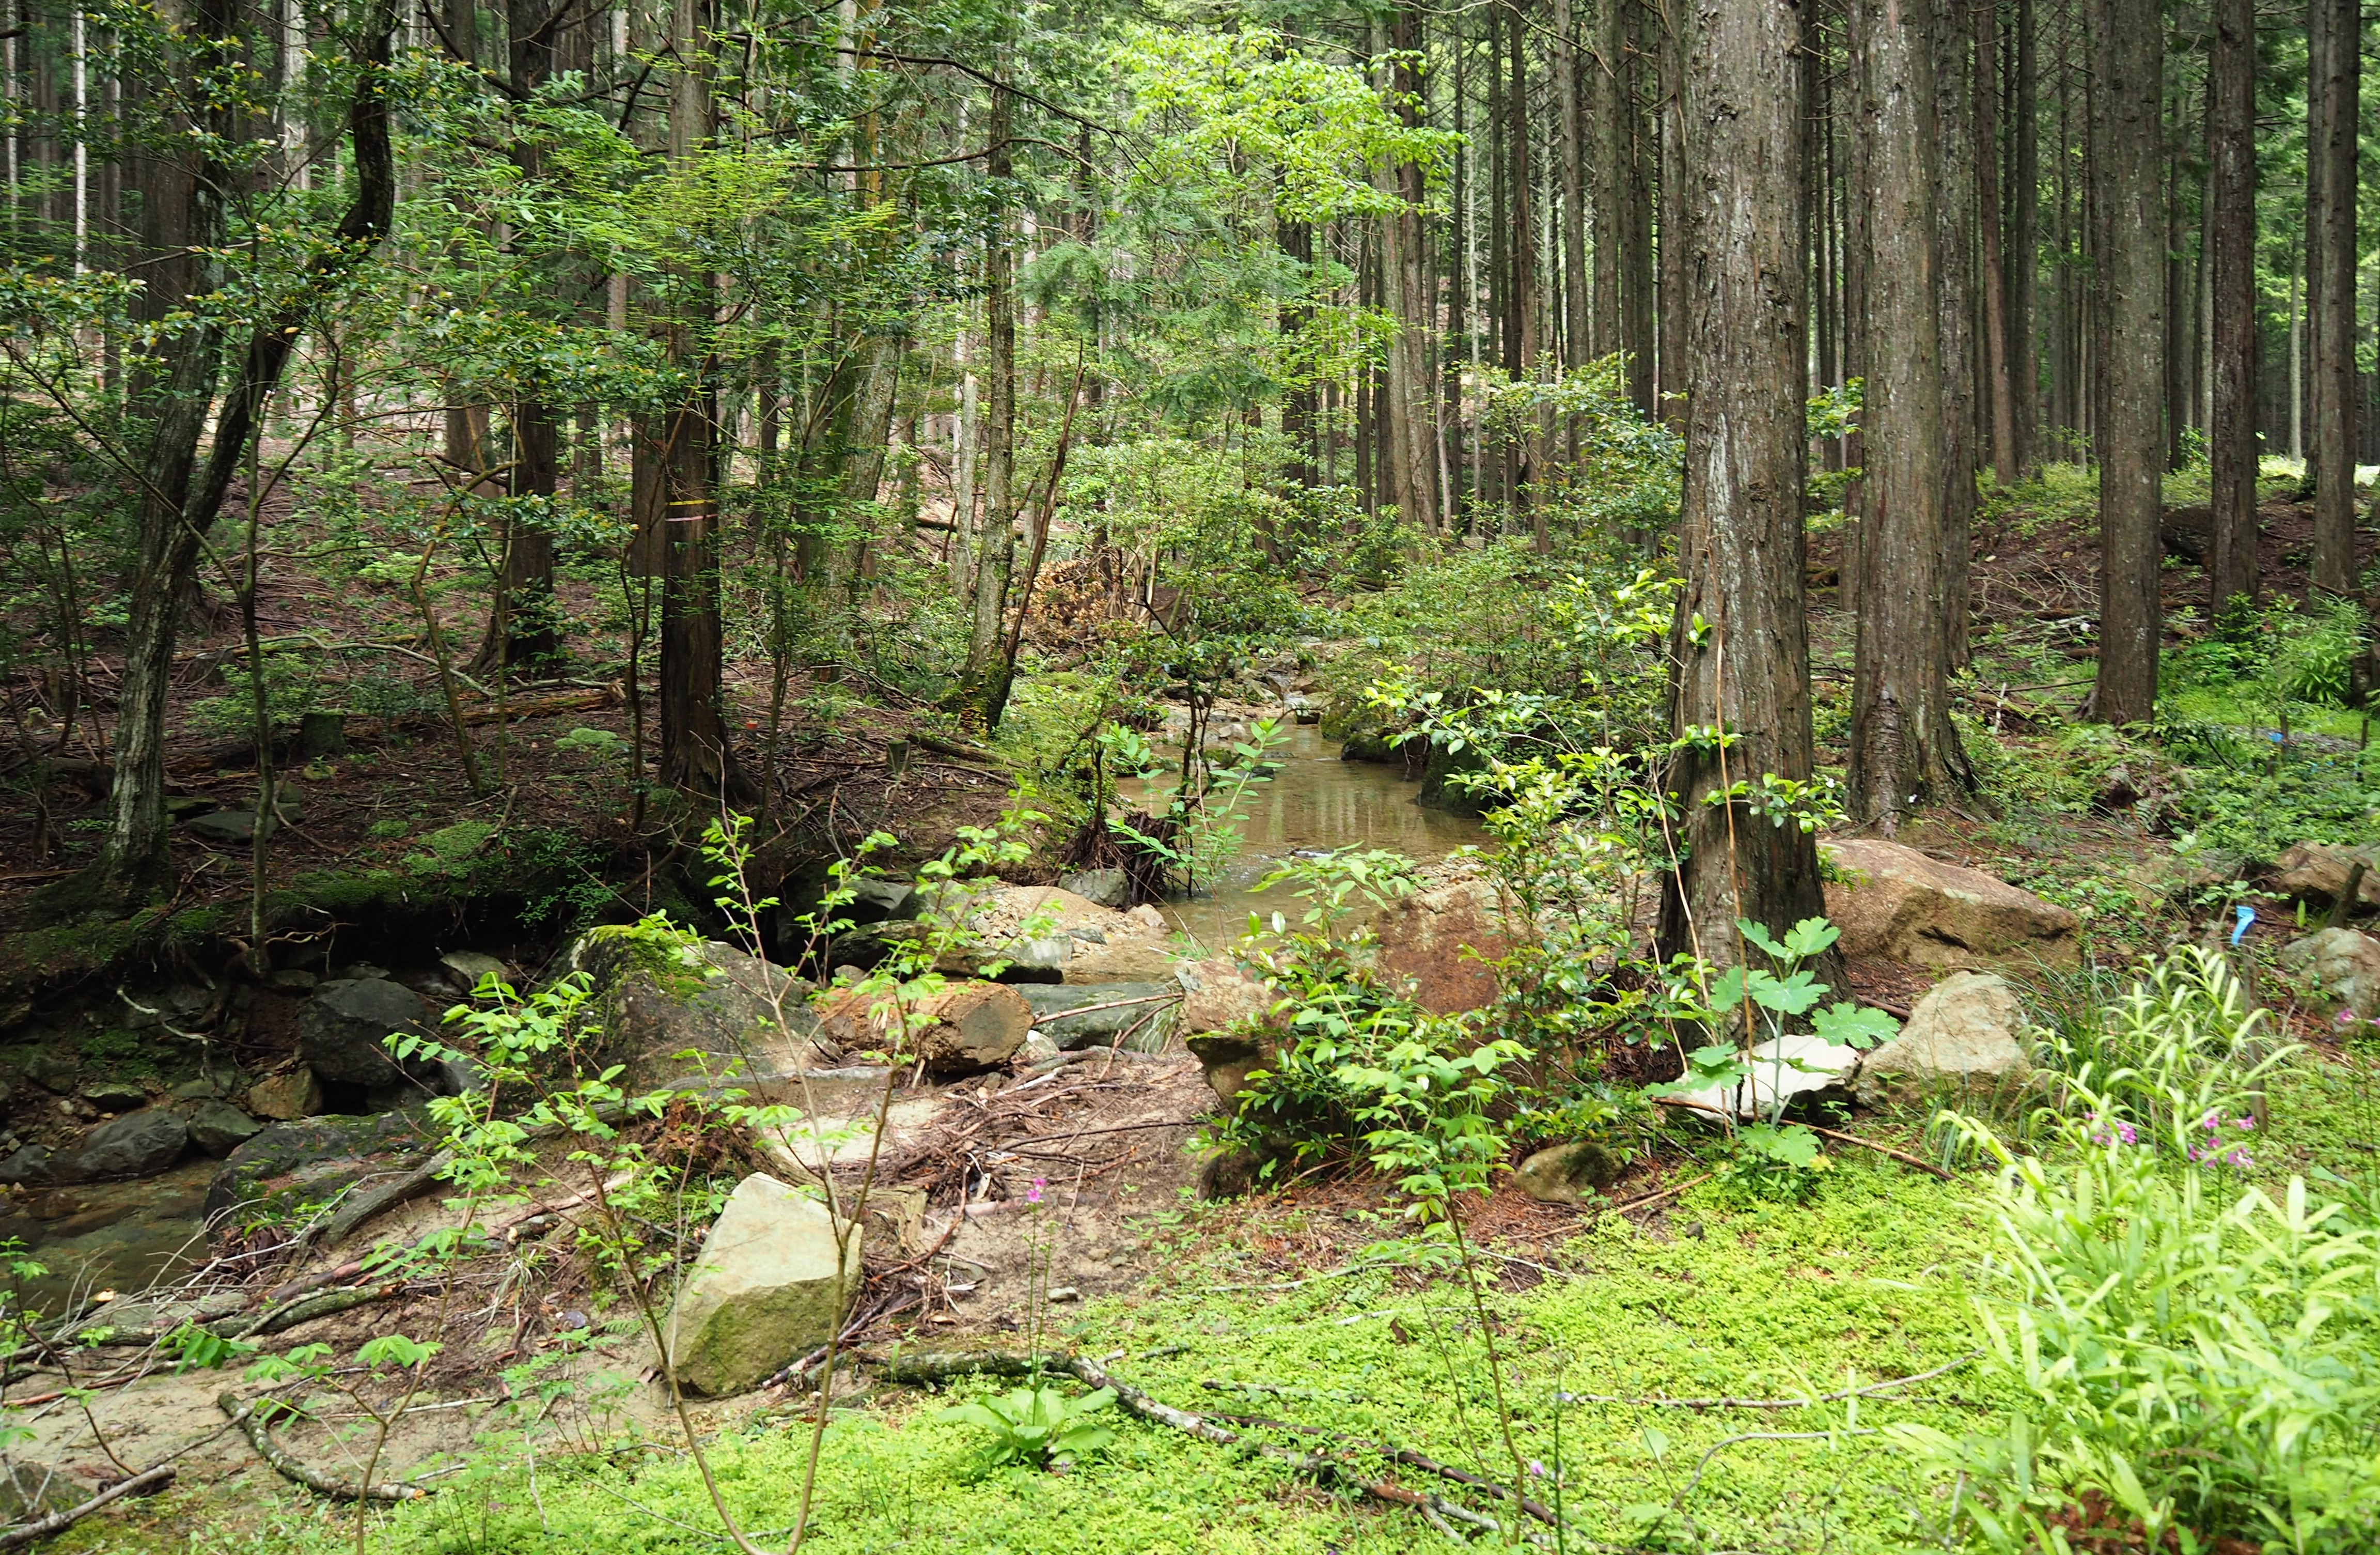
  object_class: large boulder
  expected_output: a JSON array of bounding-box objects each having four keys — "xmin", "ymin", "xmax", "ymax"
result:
[
  {"xmin": 1055, "ymin": 869, "xmax": 1131, "ymax": 909},
  {"xmin": 1853, "ymin": 971, "xmax": 2031, "ymax": 1109},
  {"xmin": 815, "ymin": 981, "xmax": 1032, "ymax": 1074},
  {"xmin": 1176, "ymin": 955, "xmax": 1284, "ymax": 1107},
  {"xmin": 903, "ymin": 885, "xmax": 1179, "ymax": 984},
  {"xmin": 1513, "ymin": 1140, "xmax": 1625, "ymax": 1205},
  {"xmin": 570, "ymin": 928, "xmax": 829, "ymax": 1099},
  {"xmin": 205, "ymin": 1112, "xmax": 428, "ymax": 1220},
  {"xmin": 73, "ymin": 1108, "xmax": 189, "ymax": 1180},
  {"xmin": 189, "ymin": 1100, "xmax": 264, "ymax": 1157},
  {"xmin": 298, "ymin": 978, "xmax": 440, "ymax": 1106},
  {"xmin": 1366, "ymin": 878, "xmax": 1515, "ymax": 1015},
  {"xmin": 663, "ymin": 1174, "xmax": 860, "ymax": 1396},
  {"xmin": 1020, "ymin": 982, "xmax": 1178, "ymax": 1052},
  {"xmin": 2278, "ymin": 928, "xmax": 2380, "ymax": 1019},
  {"xmin": 1821, "ymin": 841, "xmax": 2080, "ymax": 970},
  {"xmin": 2259, "ymin": 843, "xmax": 2380, "ymax": 912}
]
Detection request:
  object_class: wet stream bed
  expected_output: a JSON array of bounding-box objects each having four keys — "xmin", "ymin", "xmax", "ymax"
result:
[{"xmin": 1132, "ymin": 723, "xmax": 1482, "ymax": 950}]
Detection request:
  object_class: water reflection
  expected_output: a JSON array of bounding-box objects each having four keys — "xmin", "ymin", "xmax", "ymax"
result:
[{"xmin": 1127, "ymin": 723, "xmax": 1482, "ymax": 950}]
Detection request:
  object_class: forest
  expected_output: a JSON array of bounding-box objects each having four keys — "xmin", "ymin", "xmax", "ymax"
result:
[{"xmin": 0, "ymin": 0, "xmax": 2377, "ymax": 1545}]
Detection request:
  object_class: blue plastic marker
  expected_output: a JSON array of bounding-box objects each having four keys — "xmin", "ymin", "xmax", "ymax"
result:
[{"xmin": 2231, "ymin": 904, "xmax": 2256, "ymax": 946}]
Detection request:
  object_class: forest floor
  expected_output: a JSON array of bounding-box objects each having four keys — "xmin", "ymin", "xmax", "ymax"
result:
[{"xmin": 3, "ymin": 472, "xmax": 2378, "ymax": 1550}]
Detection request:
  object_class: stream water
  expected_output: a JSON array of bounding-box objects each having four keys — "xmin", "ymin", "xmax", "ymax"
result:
[
  {"xmin": 0, "ymin": 727, "xmax": 1477, "ymax": 1312},
  {"xmin": 0, "ymin": 1160, "xmax": 220, "ymax": 1310},
  {"xmin": 1131, "ymin": 723, "xmax": 1483, "ymax": 950}
]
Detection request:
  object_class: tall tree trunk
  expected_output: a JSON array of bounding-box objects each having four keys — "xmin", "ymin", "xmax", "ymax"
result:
[
  {"xmin": 476, "ymin": 0, "xmax": 564, "ymax": 674},
  {"xmin": 2086, "ymin": 0, "xmax": 2163, "ymax": 723},
  {"xmin": 1660, "ymin": 0, "xmax": 1825, "ymax": 965},
  {"xmin": 2307, "ymin": 0, "xmax": 2359, "ymax": 596},
  {"xmin": 1383, "ymin": 5, "xmax": 1440, "ymax": 533},
  {"xmin": 1849, "ymin": 0, "xmax": 1970, "ymax": 828},
  {"xmin": 1506, "ymin": 0, "xmax": 1540, "ymax": 536},
  {"xmin": 654, "ymin": 0, "xmax": 732, "ymax": 795},
  {"xmin": 1654, "ymin": 0, "xmax": 1687, "ymax": 428},
  {"xmin": 1554, "ymin": 0, "xmax": 1590, "ymax": 369},
  {"xmin": 1976, "ymin": 0, "xmax": 2018, "ymax": 486},
  {"xmin": 2206, "ymin": 0, "xmax": 2258, "ymax": 613},
  {"xmin": 2011, "ymin": 0, "xmax": 2039, "ymax": 472},
  {"xmin": 1618, "ymin": 0, "xmax": 1656, "ymax": 415},
  {"xmin": 959, "ymin": 86, "xmax": 1016, "ymax": 730},
  {"xmin": 1936, "ymin": 3, "xmax": 1978, "ymax": 672},
  {"xmin": 1279, "ymin": 214, "xmax": 1317, "ymax": 487},
  {"xmin": 69, "ymin": 0, "xmax": 398, "ymax": 912}
]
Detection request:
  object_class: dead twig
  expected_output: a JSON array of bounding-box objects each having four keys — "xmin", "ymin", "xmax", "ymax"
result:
[{"xmin": 1651, "ymin": 1097, "xmax": 1955, "ymax": 1180}]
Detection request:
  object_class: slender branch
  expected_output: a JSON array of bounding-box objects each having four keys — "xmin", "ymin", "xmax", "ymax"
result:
[
  {"xmin": 216, "ymin": 1392, "xmax": 427, "ymax": 1502},
  {"xmin": 1651, "ymin": 1097, "xmax": 1954, "ymax": 1180}
]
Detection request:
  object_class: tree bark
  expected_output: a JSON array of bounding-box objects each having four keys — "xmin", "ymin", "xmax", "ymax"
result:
[
  {"xmin": 475, "ymin": 0, "xmax": 568, "ymax": 673},
  {"xmin": 1384, "ymin": 4, "xmax": 1440, "ymax": 534},
  {"xmin": 1976, "ymin": 0, "xmax": 2018, "ymax": 486},
  {"xmin": 654, "ymin": 0, "xmax": 732, "ymax": 795},
  {"xmin": 2206, "ymin": 0, "xmax": 2257, "ymax": 613},
  {"xmin": 1659, "ymin": 0, "xmax": 1825, "ymax": 966},
  {"xmin": 1848, "ymin": 0, "xmax": 1970, "ymax": 827},
  {"xmin": 1935, "ymin": 2, "xmax": 1978, "ymax": 672},
  {"xmin": 69, "ymin": 0, "xmax": 399, "ymax": 911},
  {"xmin": 2085, "ymin": 0, "xmax": 2163, "ymax": 723},
  {"xmin": 959, "ymin": 86, "xmax": 1017, "ymax": 732},
  {"xmin": 1555, "ymin": 0, "xmax": 1590, "ymax": 368},
  {"xmin": 2306, "ymin": 0, "xmax": 2359, "ymax": 596},
  {"xmin": 2010, "ymin": 0, "xmax": 2039, "ymax": 474}
]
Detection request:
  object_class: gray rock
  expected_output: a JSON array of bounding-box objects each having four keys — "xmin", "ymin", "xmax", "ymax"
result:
[
  {"xmin": 1015, "ymin": 1032, "xmax": 1063, "ymax": 1067},
  {"xmin": 844, "ymin": 878, "xmax": 918, "ymax": 923},
  {"xmin": 663, "ymin": 1174, "xmax": 860, "ymax": 1396},
  {"xmin": 569, "ymin": 930, "xmax": 826, "ymax": 1100},
  {"xmin": 0, "ymin": 1146, "xmax": 56, "ymax": 1186},
  {"xmin": 1854, "ymin": 972, "xmax": 2030, "ymax": 1109},
  {"xmin": 189, "ymin": 1100, "xmax": 264, "ymax": 1157},
  {"xmin": 0, "ymin": 1463, "xmax": 79, "ymax": 1521},
  {"xmin": 1513, "ymin": 1140, "xmax": 1625, "ymax": 1205},
  {"xmin": 2278, "ymin": 928, "xmax": 2380, "ymax": 1019},
  {"xmin": 1055, "ymin": 869, "xmax": 1131, "ymax": 910},
  {"xmin": 79, "ymin": 1079, "xmax": 148, "ymax": 1112},
  {"xmin": 1020, "ymin": 982, "xmax": 1177, "ymax": 1051},
  {"xmin": 439, "ymin": 951, "xmax": 509, "ymax": 992},
  {"xmin": 298, "ymin": 978, "xmax": 436, "ymax": 1103},
  {"xmin": 205, "ymin": 1112, "xmax": 428, "ymax": 1218},
  {"xmin": 183, "ymin": 809, "xmax": 260, "ymax": 844},
  {"xmin": 266, "ymin": 968, "xmax": 319, "ymax": 992},
  {"xmin": 74, "ymin": 1108, "xmax": 189, "ymax": 1179},
  {"xmin": 169, "ymin": 1076, "xmax": 224, "ymax": 1100},
  {"xmin": 21, "ymin": 1049, "xmax": 76, "ymax": 1093}
]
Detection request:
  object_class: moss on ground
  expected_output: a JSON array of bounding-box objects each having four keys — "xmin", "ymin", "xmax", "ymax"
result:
[{"xmin": 138, "ymin": 1157, "xmax": 2014, "ymax": 1553}]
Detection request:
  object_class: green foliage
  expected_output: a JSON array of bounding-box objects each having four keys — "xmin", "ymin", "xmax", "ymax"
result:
[
  {"xmin": 1899, "ymin": 959, "xmax": 2361, "ymax": 1552},
  {"xmin": 934, "ymin": 1383, "xmax": 1120, "ymax": 1469}
]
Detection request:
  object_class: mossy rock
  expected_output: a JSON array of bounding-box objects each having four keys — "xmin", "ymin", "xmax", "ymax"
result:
[{"xmin": 1417, "ymin": 743, "xmax": 1496, "ymax": 815}]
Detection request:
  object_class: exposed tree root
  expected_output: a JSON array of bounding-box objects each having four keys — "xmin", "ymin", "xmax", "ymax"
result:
[{"xmin": 216, "ymin": 1391, "xmax": 426, "ymax": 1501}]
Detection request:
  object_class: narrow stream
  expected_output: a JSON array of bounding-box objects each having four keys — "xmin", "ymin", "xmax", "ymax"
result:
[{"xmin": 1131, "ymin": 723, "xmax": 1483, "ymax": 950}]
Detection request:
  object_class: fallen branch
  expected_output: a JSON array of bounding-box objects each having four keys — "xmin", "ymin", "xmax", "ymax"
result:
[
  {"xmin": 217, "ymin": 1390, "xmax": 427, "ymax": 1501},
  {"xmin": 0, "ymin": 1463, "xmax": 175, "ymax": 1548},
  {"xmin": 1651, "ymin": 1097, "xmax": 1954, "ymax": 1180},
  {"xmin": 1608, "ymin": 1172, "xmax": 1715, "ymax": 1216},
  {"xmin": 1200, "ymin": 1405, "xmax": 1565, "ymax": 1528},
  {"xmin": 870, "ymin": 1350, "xmax": 1545, "ymax": 1545}
]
